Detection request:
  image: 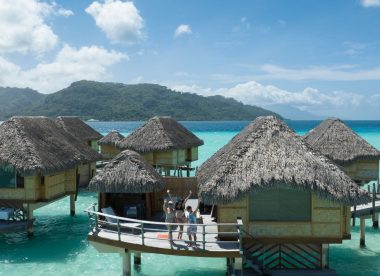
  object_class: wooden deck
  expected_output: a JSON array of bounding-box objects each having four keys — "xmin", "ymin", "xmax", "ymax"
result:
[
  {"xmin": 351, "ymin": 200, "xmax": 380, "ymax": 217},
  {"xmin": 86, "ymin": 206, "xmax": 242, "ymax": 258}
]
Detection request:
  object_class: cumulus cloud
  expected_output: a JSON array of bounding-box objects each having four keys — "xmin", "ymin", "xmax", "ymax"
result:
[
  {"xmin": 174, "ymin": 24, "xmax": 192, "ymax": 38},
  {"xmin": 260, "ymin": 64, "xmax": 380, "ymax": 81},
  {"xmin": 171, "ymin": 81, "xmax": 363, "ymax": 108},
  {"xmin": 0, "ymin": 45, "xmax": 128, "ymax": 93},
  {"xmin": 86, "ymin": 0, "xmax": 144, "ymax": 44},
  {"xmin": 0, "ymin": 0, "xmax": 72, "ymax": 54},
  {"xmin": 361, "ymin": 0, "xmax": 380, "ymax": 7}
]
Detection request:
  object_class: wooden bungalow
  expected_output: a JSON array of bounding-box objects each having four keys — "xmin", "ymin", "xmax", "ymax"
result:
[
  {"xmin": 117, "ymin": 116, "xmax": 204, "ymax": 177},
  {"xmin": 0, "ymin": 116, "xmax": 102, "ymax": 234},
  {"xmin": 304, "ymin": 118, "xmax": 380, "ymax": 184},
  {"xmin": 98, "ymin": 130, "xmax": 124, "ymax": 160},
  {"xmin": 55, "ymin": 116, "xmax": 103, "ymax": 186},
  {"xmin": 197, "ymin": 116, "xmax": 370, "ymax": 271},
  {"xmin": 89, "ymin": 150, "xmax": 164, "ymax": 220}
]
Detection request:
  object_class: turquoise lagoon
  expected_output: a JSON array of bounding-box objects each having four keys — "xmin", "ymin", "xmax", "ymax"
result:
[{"xmin": 1, "ymin": 121, "xmax": 380, "ymax": 276}]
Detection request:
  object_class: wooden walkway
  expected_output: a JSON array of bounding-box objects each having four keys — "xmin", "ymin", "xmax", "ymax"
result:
[{"xmin": 86, "ymin": 206, "xmax": 242, "ymax": 258}]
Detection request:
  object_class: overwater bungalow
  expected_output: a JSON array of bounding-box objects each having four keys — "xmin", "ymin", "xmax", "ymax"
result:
[
  {"xmin": 304, "ymin": 118, "xmax": 380, "ymax": 185},
  {"xmin": 55, "ymin": 116, "xmax": 103, "ymax": 186},
  {"xmin": 115, "ymin": 116, "xmax": 204, "ymax": 215},
  {"xmin": 0, "ymin": 116, "xmax": 102, "ymax": 234},
  {"xmin": 117, "ymin": 116, "xmax": 204, "ymax": 177},
  {"xmin": 98, "ymin": 130, "xmax": 124, "ymax": 160},
  {"xmin": 197, "ymin": 116, "xmax": 370, "ymax": 272},
  {"xmin": 89, "ymin": 150, "xmax": 164, "ymax": 220}
]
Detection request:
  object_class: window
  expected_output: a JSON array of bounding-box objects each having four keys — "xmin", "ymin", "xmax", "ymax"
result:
[
  {"xmin": 16, "ymin": 172, "xmax": 24, "ymax": 188},
  {"xmin": 0, "ymin": 166, "xmax": 16, "ymax": 188},
  {"xmin": 249, "ymin": 187, "xmax": 311, "ymax": 221},
  {"xmin": 41, "ymin": 176, "xmax": 45, "ymax": 185}
]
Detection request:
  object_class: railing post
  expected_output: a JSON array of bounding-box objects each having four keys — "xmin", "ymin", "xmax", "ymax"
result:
[
  {"xmin": 94, "ymin": 207, "xmax": 99, "ymax": 232},
  {"xmin": 117, "ymin": 219, "xmax": 121, "ymax": 241},
  {"xmin": 141, "ymin": 223, "xmax": 145, "ymax": 246},
  {"xmin": 237, "ymin": 217, "xmax": 243, "ymax": 254},
  {"xmin": 202, "ymin": 225, "xmax": 206, "ymax": 250},
  {"xmin": 169, "ymin": 225, "xmax": 173, "ymax": 249}
]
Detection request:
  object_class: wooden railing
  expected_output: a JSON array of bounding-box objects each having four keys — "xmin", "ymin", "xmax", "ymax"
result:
[{"xmin": 85, "ymin": 204, "xmax": 243, "ymax": 252}]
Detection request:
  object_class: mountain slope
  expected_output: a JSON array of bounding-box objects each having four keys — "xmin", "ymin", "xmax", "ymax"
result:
[
  {"xmin": 0, "ymin": 80, "xmax": 281, "ymax": 121},
  {"xmin": 0, "ymin": 87, "xmax": 45, "ymax": 119}
]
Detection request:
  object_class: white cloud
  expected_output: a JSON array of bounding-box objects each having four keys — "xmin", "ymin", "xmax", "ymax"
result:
[
  {"xmin": 259, "ymin": 64, "xmax": 380, "ymax": 81},
  {"xmin": 171, "ymin": 81, "xmax": 363, "ymax": 108},
  {"xmin": 86, "ymin": 0, "xmax": 144, "ymax": 44},
  {"xmin": 174, "ymin": 24, "xmax": 192, "ymax": 38},
  {"xmin": 361, "ymin": 0, "xmax": 380, "ymax": 7},
  {"xmin": 0, "ymin": 45, "xmax": 128, "ymax": 93},
  {"xmin": 0, "ymin": 0, "xmax": 73, "ymax": 54}
]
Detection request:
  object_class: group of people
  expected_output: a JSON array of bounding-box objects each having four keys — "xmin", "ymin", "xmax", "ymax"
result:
[{"xmin": 163, "ymin": 190, "xmax": 200, "ymax": 248}]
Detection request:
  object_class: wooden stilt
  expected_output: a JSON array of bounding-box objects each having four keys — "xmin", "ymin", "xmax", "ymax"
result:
[
  {"xmin": 360, "ymin": 217, "xmax": 366, "ymax": 247},
  {"xmin": 27, "ymin": 205, "xmax": 33, "ymax": 237},
  {"xmin": 134, "ymin": 252, "xmax": 141, "ymax": 265},
  {"xmin": 321, "ymin": 244, "xmax": 329, "ymax": 269},
  {"xmin": 122, "ymin": 250, "xmax": 131, "ymax": 276},
  {"xmin": 233, "ymin": 257, "xmax": 243, "ymax": 276},
  {"xmin": 374, "ymin": 213, "xmax": 379, "ymax": 229},
  {"xmin": 352, "ymin": 205, "xmax": 356, "ymax": 227},
  {"xmin": 70, "ymin": 194, "xmax": 75, "ymax": 216},
  {"xmin": 372, "ymin": 183, "xmax": 378, "ymax": 228}
]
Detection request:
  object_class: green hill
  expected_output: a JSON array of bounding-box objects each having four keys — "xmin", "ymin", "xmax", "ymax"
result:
[
  {"xmin": 0, "ymin": 80, "xmax": 281, "ymax": 121},
  {"xmin": 0, "ymin": 87, "xmax": 45, "ymax": 119}
]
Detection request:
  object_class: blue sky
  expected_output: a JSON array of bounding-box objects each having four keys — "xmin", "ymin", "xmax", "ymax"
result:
[{"xmin": 1, "ymin": 0, "xmax": 380, "ymax": 119}]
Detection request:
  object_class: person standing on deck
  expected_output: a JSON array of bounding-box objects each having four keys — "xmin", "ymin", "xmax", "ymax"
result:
[
  {"xmin": 175, "ymin": 190, "xmax": 192, "ymax": 239},
  {"xmin": 185, "ymin": 197, "xmax": 201, "ymax": 248},
  {"xmin": 163, "ymin": 190, "xmax": 176, "ymax": 244}
]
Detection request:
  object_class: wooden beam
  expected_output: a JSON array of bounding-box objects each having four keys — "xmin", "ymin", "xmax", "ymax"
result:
[
  {"xmin": 134, "ymin": 252, "xmax": 141, "ymax": 265},
  {"xmin": 360, "ymin": 217, "xmax": 366, "ymax": 247},
  {"xmin": 70, "ymin": 194, "xmax": 75, "ymax": 216},
  {"xmin": 122, "ymin": 250, "xmax": 131, "ymax": 276},
  {"xmin": 27, "ymin": 204, "xmax": 33, "ymax": 237}
]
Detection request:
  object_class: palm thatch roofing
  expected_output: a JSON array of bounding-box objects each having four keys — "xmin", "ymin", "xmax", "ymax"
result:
[
  {"xmin": 89, "ymin": 150, "xmax": 164, "ymax": 193},
  {"xmin": 0, "ymin": 116, "xmax": 102, "ymax": 175},
  {"xmin": 98, "ymin": 130, "xmax": 124, "ymax": 146},
  {"xmin": 197, "ymin": 116, "xmax": 370, "ymax": 206},
  {"xmin": 55, "ymin": 116, "xmax": 103, "ymax": 142},
  {"xmin": 117, "ymin": 116, "xmax": 204, "ymax": 153},
  {"xmin": 303, "ymin": 118, "xmax": 380, "ymax": 165}
]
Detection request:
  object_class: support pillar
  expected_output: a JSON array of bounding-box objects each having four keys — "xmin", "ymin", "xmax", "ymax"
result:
[
  {"xmin": 360, "ymin": 217, "xmax": 366, "ymax": 247},
  {"xmin": 372, "ymin": 183, "xmax": 378, "ymax": 228},
  {"xmin": 134, "ymin": 252, "xmax": 141, "ymax": 265},
  {"xmin": 233, "ymin": 257, "xmax": 243, "ymax": 276},
  {"xmin": 70, "ymin": 194, "xmax": 75, "ymax": 216},
  {"xmin": 352, "ymin": 205, "xmax": 356, "ymax": 227},
  {"xmin": 122, "ymin": 250, "xmax": 131, "ymax": 276},
  {"xmin": 373, "ymin": 213, "xmax": 379, "ymax": 229},
  {"xmin": 321, "ymin": 244, "xmax": 329, "ymax": 269},
  {"xmin": 27, "ymin": 205, "xmax": 33, "ymax": 237}
]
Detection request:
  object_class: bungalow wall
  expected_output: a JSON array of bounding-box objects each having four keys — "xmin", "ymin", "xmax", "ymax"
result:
[
  {"xmin": 0, "ymin": 169, "xmax": 77, "ymax": 202},
  {"xmin": 89, "ymin": 140, "xmax": 100, "ymax": 152},
  {"xmin": 151, "ymin": 177, "xmax": 198, "ymax": 214},
  {"xmin": 100, "ymin": 145, "xmax": 121, "ymax": 160},
  {"xmin": 143, "ymin": 150, "xmax": 193, "ymax": 168},
  {"xmin": 344, "ymin": 159, "xmax": 379, "ymax": 183},
  {"xmin": 217, "ymin": 192, "xmax": 350, "ymax": 243},
  {"xmin": 77, "ymin": 163, "xmax": 96, "ymax": 187}
]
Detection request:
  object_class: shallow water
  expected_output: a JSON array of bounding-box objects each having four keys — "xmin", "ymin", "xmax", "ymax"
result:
[{"xmin": 1, "ymin": 120, "xmax": 380, "ymax": 275}]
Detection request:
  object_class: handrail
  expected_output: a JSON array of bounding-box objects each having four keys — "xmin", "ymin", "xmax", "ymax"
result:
[
  {"xmin": 85, "ymin": 203, "xmax": 244, "ymax": 252},
  {"xmin": 85, "ymin": 204, "xmax": 241, "ymax": 227}
]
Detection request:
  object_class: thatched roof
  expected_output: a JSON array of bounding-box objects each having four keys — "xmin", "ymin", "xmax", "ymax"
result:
[
  {"xmin": 0, "ymin": 116, "xmax": 102, "ymax": 175},
  {"xmin": 197, "ymin": 116, "xmax": 370, "ymax": 206},
  {"xmin": 304, "ymin": 118, "xmax": 380, "ymax": 165},
  {"xmin": 89, "ymin": 150, "xmax": 164, "ymax": 193},
  {"xmin": 98, "ymin": 130, "xmax": 124, "ymax": 146},
  {"xmin": 55, "ymin": 116, "xmax": 103, "ymax": 141},
  {"xmin": 117, "ymin": 116, "xmax": 204, "ymax": 153}
]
